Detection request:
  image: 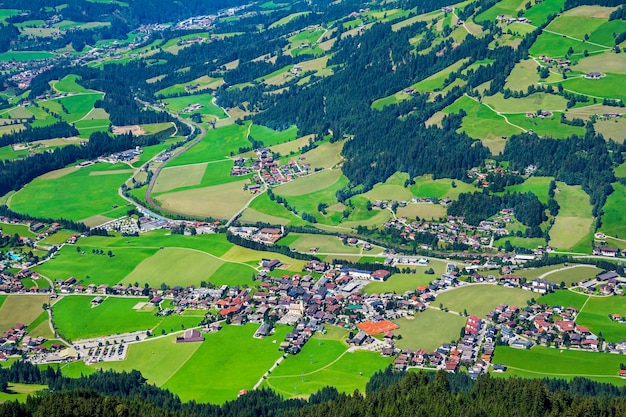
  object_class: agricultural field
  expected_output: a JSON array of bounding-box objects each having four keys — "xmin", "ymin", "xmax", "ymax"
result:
[
  {"xmin": 517, "ymin": 264, "xmax": 602, "ymax": 286},
  {"xmin": 9, "ymin": 163, "xmax": 132, "ymax": 224},
  {"xmin": 168, "ymin": 123, "xmax": 249, "ymax": 166},
  {"xmin": 394, "ymin": 310, "xmax": 467, "ymax": 352},
  {"xmin": 363, "ymin": 260, "xmax": 449, "ymax": 294},
  {"xmin": 538, "ymin": 289, "xmax": 589, "ymax": 311},
  {"xmin": 435, "ymin": 284, "xmax": 534, "ymax": 317},
  {"xmin": 124, "ymin": 247, "xmax": 256, "ymax": 288},
  {"xmin": 502, "ymin": 176, "xmax": 552, "ymax": 204},
  {"xmin": 265, "ymin": 335, "xmax": 390, "ymax": 398},
  {"xmin": 34, "ymin": 245, "xmax": 158, "ymax": 287},
  {"xmin": 159, "ymin": 93, "xmax": 228, "ymax": 120},
  {"xmin": 600, "ymin": 182, "xmax": 626, "ymax": 238},
  {"xmin": 492, "ymin": 345, "xmax": 626, "ymax": 385},
  {"xmin": 442, "ymin": 95, "xmax": 523, "ymax": 154},
  {"xmin": 577, "ymin": 296, "xmax": 626, "ymax": 343},
  {"xmin": 409, "ymin": 174, "xmax": 476, "ymax": 200},
  {"xmin": 249, "ymin": 124, "xmax": 298, "ymax": 147},
  {"xmin": 162, "ymin": 324, "xmax": 290, "ymax": 403},
  {"xmin": 548, "ymin": 182, "xmax": 594, "ymax": 250},
  {"xmin": 280, "ymin": 233, "xmax": 363, "ymax": 255},
  {"xmin": 52, "ymin": 296, "xmax": 202, "ymax": 341},
  {"xmin": 0, "ymin": 383, "xmax": 48, "ymax": 404},
  {"xmin": 0, "ymin": 295, "xmax": 49, "ymax": 333}
]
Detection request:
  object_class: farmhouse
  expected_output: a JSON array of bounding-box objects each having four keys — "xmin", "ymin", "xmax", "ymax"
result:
[
  {"xmin": 584, "ymin": 72, "xmax": 602, "ymax": 79},
  {"xmin": 176, "ymin": 329, "xmax": 205, "ymax": 343}
]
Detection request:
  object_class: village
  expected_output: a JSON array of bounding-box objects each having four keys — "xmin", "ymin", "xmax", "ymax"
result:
[{"xmin": 230, "ymin": 148, "xmax": 311, "ymax": 192}]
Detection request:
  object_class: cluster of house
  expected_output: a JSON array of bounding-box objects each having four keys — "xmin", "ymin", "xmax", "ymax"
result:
[
  {"xmin": 538, "ymin": 55, "xmax": 571, "ymax": 72},
  {"xmin": 99, "ymin": 147, "xmax": 143, "ymax": 164},
  {"xmin": 593, "ymin": 247, "xmax": 626, "ymax": 258},
  {"xmin": 525, "ymin": 110, "xmax": 553, "ymax": 118},
  {"xmin": 578, "ymin": 270, "xmax": 625, "ymax": 295},
  {"xmin": 382, "ymin": 215, "xmax": 500, "ymax": 251},
  {"xmin": 228, "ymin": 226, "xmax": 285, "ymax": 244},
  {"xmin": 496, "ymin": 14, "xmax": 532, "ymax": 24},
  {"xmin": 182, "ymin": 103, "xmax": 203, "ymax": 113},
  {"xmin": 7, "ymin": 61, "xmax": 55, "ymax": 90},
  {"xmin": 488, "ymin": 302, "xmax": 608, "ymax": 351},
  {"xmin": 231, "ymin": 151, "xmax": 310, "ymax": 190},
  {"xmin": 0, "ymin": 323, "xmax": 67, "ymax": 361}
]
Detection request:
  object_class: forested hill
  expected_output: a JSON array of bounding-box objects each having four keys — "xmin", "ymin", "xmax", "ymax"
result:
[{"xmin": 2, "ymin": 362, "xmax": 626, "ymax": 417}]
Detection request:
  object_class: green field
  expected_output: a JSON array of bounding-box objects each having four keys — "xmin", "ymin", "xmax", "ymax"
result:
[
  {"xmin": 518, "ymin": 265, "xmax": 602, "ymax": 286},
  {"xmin": 475, "ymin": 0, "xmax": 525, "ymax": 21},
  {"xmin": 0, "ymin": 383, "xmax": 48, "ymax": 403},
  {"xmin": 394, "ymin": 310, "xmax": 467, "ymax": 351},
  {"xmin": 482, "ymin": 92, "xmax": 567, "ymax": 113},
  {"xmin": 249, "ymin": 124, "xmax": 298, "ymax": 146},
  {"xmin": 600, "ymin": 182, "xmax": 626, "ymax": 238},
  {"xmin": 264, "ymin": 327, "xmax": 390, "ymax": 398},
  {"xmin": 523, "ymin": 0, "xmax": 565, "ymax": 26},
  {"xmin": 538, "ymin": 289, "xmax": 589, "ymax": 311},
  {"xmin": 124, "ymin": 247, "xmax": 255, "ymax": 288},
  {"xmin": 0, "ymin": 222, "xmax": 36, "ymax": 238},
  {"xmin": 159, "ymin": 93, "xmax": 227, "ymax": 120},
  {"xmin": 443, "ymin": 95, "xmax": 522, "ymax": 154},
  {"xmin": 0, "ymin": 51, "xmax": 56, "ymax": 61},
  {"xmin": 241, "ymin": 193, "xmax": 307, "ymax": 226},
  {"xmin": 9, "ymin": 163, "xmax": 132, "ymax": 223},
  {"xmin": 363, "ymin": 261, "xmax": 448, "ymax": 294},
  {"xmin": 52, "ymin": 296, "xmax": 201, "ymax": 341},
  {"xmin": 0, "ymin": 295, "xmax": 48, "ymax": 333},
  {"xmin": 436, "ymin": 284, "xmax": 534, "ymax": 317},
  {"xmin": 53, "ymin": 75, "xmax": 96, "ymax": 94},
  {"xmin": 549, "ymin": 182, "xmax": 594, "ymax": 250},
  {"xmin": 492, "ymin": 344, "xmax": 626, "ymax": 385},
  {"xmin": 162, "ymin": 324, "xmax": 290, "ymax": 403},
  {"xmin": 577, "ymin": 295, "xmax": 626, "ymax": 342},
  {"xmin": 560, "ymin": 73, "xmax": 626, "ymax": 104},
  {"xmin": 282, "ymin": 233, "xmax": 362, "ymax": 254},
  {"xmin": 168, "ymin": 123, "xmax": 249, "ymax": 166}
]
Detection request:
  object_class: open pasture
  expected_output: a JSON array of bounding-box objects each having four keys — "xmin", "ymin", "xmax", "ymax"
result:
[
  {"xmin": 266, "ymin": 329, "xmax": 390, "ymax": 398},
  {"xmin": 436, "ymin": 284, "xmax": 534, "ymax": 317},
  {"xmin": 34, "ymin": 245, "xmax": 157, "ymax": 287},
  {"xmin": 363, "ymin": 263, "xmax": 446, "ymax": 295},
  {"xmin": 152, "ymin": 163, "xmax": 207, "ymax": 193},
  {"xmin": 519, "ymin": 265, "xmax": 602, "ymax": 286},
  {"xmin": 241, "ymin": 193, "xmax": 307, "ymax": 226},
  {"xmin": 155, "ymin": 179, "xmax": 250, "ymax": 219},
  {"xmin": 96, "ymin": 334, "xmax": 202, "ymax": 386},
  {"xmin": 155, "ymin": 76, "xmax": 224, "ymax": 97},
  {"xmin": 160, "ymin": 93, "xmax": 227, "ymax": 120},
  {"xmin": 394, "ymin": 310, "xmax": 467, "ymax": 351},
  {"xmin": 443, "ymin": 95, "xmax": 522, "ymax": 154},
  {"xmin": 600, "ymin": 183, "xmax": 626, "ymax": 238},
  {"xmin": 594, "ymin": 117, "xmax": 626, "ymax": 143},
  {"xmin": 409, "ymin": 174, "xmax": 476, "ymax": 200},
  {"xmin": 124, "ymin": 247, "xmax": 227, "ymax": 288},
  {"xmin": 577, "ymin": 296, "xmax": 626, "ymax": 342},
  {"xmin": 275, "ymin": 169, "xmax": 342, "ymax": 197},
  {"xmin": 504, "ymin": 59, "xmax": 541, "ymax": 91},
  {"xmin": 250, "ymin": 124, "xmax": 298, "ymax": 147},
  {"xmin": 560, "ymin": 74, "xmax": 626, "ymax": 104},
  {"xmin": 0, "ymin": 295, "xmax": 48, "ymax": 333},
  {"xmin": 0, "ymin": 383, "xmax": 48, "ymax": 404},
  {"xmin": 52, "ymin": 296, "xmax": 199, "ymax": 341},
  {"xmin": 52, "ymin": 75, "xmax": 95, "ymax": 94},
  {"xmin": 9, "ymin": 163, "xmax": 131, "ymax": 222},
  {"xmin": 549, "ymin": 182, "xmax": 594, "ymax": 250},
  {"xmin": 162, "ymin": 324, "xmax": 289, "ymax": 403},
  {"xmin": 538, "ymin": 290, "xmax": 589, "ymax": 311},
  {"xmin": 482, "ymin": 92, "xmax": 566, "ymax": 113},
  {"xmin": 396, "ymin": 203, "xmax": 446, "ymax": 220},
  {"xmin": 168, "ymin": 123, "xmax": 249, "ymax": 166},
  {"xmin": 492, "ymin": 345, "xmax": 626, "ymax": 385},
  {"xmin": 475, "ymin": 0, "xmax": 526, "ymax": 21},
  {"xmin": 221, "ymin": 245, "xmax": 306, "ymax": 272},
  {"xmin": 282, "ymin": 233, "xmax": 361, "ymax": 254}
]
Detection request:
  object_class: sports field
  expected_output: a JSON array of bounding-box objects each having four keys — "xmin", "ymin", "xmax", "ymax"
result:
[
  {"xmin": 493, "ymin": 345, "xmax": 626, "ymax": 385},
  {"xmin": 435, "ymin": 284, "xmax": 534, "ymax": 317},
  {"xmin": 9, "ymin": 163, "xmax": 131, "ymax": 222},
  {"xmin": 0, "ymin": 295, "xmax": 48, "ymax": 333},
  {"xmin": 394, "ymin": 310, "xmax": 467, "ymax": 351}
]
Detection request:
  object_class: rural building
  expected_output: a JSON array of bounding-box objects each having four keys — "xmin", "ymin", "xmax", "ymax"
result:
[
  {"xmin": 585, "ymin": 72, "xmax": 602, "ymax": 79},
  {"xmin": 176, "ymin": 329, "xmax": 205, "ymax": 343},
  {"xmin": 371, "ymin": 269, "xmax": 391, "ymax": 281}
]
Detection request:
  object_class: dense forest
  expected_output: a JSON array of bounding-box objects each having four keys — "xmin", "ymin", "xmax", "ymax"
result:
[{"xmin": 2, "ymin": 361, "xmax": 626, "ymax": 417}]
